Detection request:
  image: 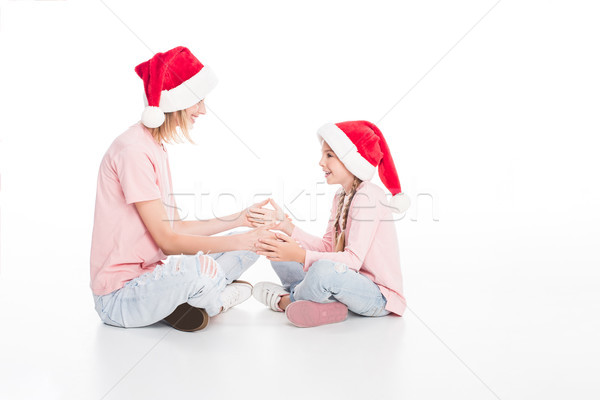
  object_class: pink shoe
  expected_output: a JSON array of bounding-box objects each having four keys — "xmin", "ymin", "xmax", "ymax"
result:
[{"xmin": 285, "ymin": 300, "xmax": 348, "ymax": 328}]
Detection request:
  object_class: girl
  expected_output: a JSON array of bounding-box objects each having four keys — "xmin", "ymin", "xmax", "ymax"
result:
[
  {"xmin": 90, "ymin": 46, "xmax": 275, "ymax": 332},
  {"xmin": 250, "ymin": 120, "xmax": 410, "ymax": 327}
]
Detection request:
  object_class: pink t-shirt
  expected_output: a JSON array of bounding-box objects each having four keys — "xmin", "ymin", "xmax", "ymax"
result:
[
  {"xmin": 90, "ymin": 122, "xmax": 176, "ymax": 296},
  {"xmin": 291, "ymin": 181, "xmax": 407, "ymax": 316}
]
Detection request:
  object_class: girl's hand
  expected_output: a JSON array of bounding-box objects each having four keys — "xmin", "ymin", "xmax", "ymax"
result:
[
  {"xmin": 247, "ymin": 199, "xmax": 294, "ymax": 235},
  {"xmin": 255, "ymin": 232, "xmax": 306, "ymax": 264},
  {"xmin": 239, "ymin": 198, "xmax": 270, "ymax": 228}
]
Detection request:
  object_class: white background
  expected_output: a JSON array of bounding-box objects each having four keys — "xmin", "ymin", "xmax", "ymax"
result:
[{"xmin": 1, "ymin": 0, "xmax": 599, "ymax": 399}]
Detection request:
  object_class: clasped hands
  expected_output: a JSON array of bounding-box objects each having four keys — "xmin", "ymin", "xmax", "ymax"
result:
[{"xmin": 243, "ymin": 198, "xmax": 306, "ymax": 264}]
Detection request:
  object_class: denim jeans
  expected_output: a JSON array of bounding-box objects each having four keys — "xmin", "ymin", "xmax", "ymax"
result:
[
  {"xmin": 271, "ymin": 259, "xmax": 390, "ymax": 317},
  {"xmin": 93, "ymin": 247, "xmax": 259, "ymax": 328}
]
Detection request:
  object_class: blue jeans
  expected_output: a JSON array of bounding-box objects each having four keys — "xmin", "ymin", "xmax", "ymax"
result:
[
  {"xmin": 271, "ymin": 259, "xmax": 389, "ymax": 317},
  {"xmin": 93, "ymin": 248, "xmax": 259, "ymax": 328}
]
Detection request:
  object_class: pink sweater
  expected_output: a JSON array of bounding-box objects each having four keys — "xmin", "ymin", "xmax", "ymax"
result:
[
  {"xmin": 291, "ymin": 181, "xmax": 407, "ymax": 316},
  {"xmin": 90, "ymin": 122, "xmax": 173, "ymax": 295}
]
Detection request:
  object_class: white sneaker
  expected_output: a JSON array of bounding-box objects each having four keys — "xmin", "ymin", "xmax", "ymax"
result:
[
  {"xmin": 252, "ymin": 281, "xmax": 289, "ymax": 312},
  {"xmin": 220, "ymin": 280, "xmax": 253, "ymax": 313}
]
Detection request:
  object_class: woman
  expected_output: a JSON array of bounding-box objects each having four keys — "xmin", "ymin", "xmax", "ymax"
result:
[{"xmin": 90, "ymin": 46, "xmax": 274, "ymax": 332}]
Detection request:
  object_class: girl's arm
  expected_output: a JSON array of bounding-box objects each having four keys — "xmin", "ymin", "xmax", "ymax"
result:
[
  {"xmin": 255, "ymin": 192, "xmax": 380, "ymax": 268},
  {"xmin": 290, "ymin": 194, "xmax": 341, "ymax": 252},
  {"xmin": 172, "ymin": 199, "xmax": 269, "ymax": 236},
  {"xmin": 300, "ymin": 190, "xmax": 382, "ymax": 272},
  {"xmin": 290, "ymin": 222, "xmax": 335, "ymax": 252},
  {"xmin": 136, "ymin": 198, "xmax": 275, "ymax": 255},
  {"xmin": 252, "ymin": 197, "xmax": 339, "ymax": 252}
]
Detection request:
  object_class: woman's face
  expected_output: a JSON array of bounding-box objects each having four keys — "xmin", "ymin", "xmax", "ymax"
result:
[
  {"xmin": 185, "ymin": 99, "xmax": 206, "ymax": 126},
  {"xmin": 319, "ymin": 141, "xmax": 354, "ymax": 189}
]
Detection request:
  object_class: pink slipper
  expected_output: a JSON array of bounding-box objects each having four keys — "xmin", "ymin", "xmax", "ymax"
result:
[{"xmin": 285, "ymin": 300, "xmax": 348, "ymax": 328}]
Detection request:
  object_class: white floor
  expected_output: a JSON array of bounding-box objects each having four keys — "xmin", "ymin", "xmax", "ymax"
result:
[
  {"xmin": 2, "ymin": 0, "xmax": 600, "ymax": 398},
  {"xmin": 1, "ymin": 208, "xmax": 598, "ymax": 400}
]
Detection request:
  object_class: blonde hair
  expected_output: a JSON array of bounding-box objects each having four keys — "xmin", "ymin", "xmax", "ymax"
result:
[
  {"xmin": 148, "ymin": 109, "xmax": 196, "ymax": 145},
  {"xmin": 334, "ymin": 176, "xmax": 363, "ymax": 252}
]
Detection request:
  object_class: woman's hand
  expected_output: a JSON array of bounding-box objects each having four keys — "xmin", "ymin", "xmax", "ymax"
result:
[
  {"xmin": 255, "ymin": 232, "xmax": 306, "ymax": 264},
  {"xmin": 247, "ymin": 199, "xmax": 294, "ymax": 235},
  {"xmin": 238, "ymin": 225, "xmax": 279, "ymax": 252},
  {"xmin": 238, "ymin": 198, "xmax": 270, "ymax": 228}
]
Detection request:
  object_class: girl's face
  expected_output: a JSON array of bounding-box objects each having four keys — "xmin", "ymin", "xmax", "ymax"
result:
[
  {"xmin": 185, "ymin": 99, "xmax": 206, "ymax": 126},
  {"xmin": 319, "ymin": 141, "xmax": 355, "ymax": 190}
]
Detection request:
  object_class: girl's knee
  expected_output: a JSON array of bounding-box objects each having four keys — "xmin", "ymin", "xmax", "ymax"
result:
[{"xmin": 307, "ymin": 259, "xmax": 345, "ymax": 279}]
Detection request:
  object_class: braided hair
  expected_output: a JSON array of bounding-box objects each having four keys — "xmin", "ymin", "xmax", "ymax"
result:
[{"xmin": 334, "ymin": 176, "xmax": 362, "ymax": 252}]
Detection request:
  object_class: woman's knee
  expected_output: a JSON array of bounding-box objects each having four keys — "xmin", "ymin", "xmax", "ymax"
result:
[
  {"xmin": 169, "ymin": 254, "xmax": 222, "ymax": 284},
  {"xmin": 243, "ymin": 250, "xmax": 260, "ymax": 264},
  {"xmin": 196, "ymin": 254, "xmax": 222, "ymax": 278}
]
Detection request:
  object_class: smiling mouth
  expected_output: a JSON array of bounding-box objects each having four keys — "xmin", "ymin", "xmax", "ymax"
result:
[{"xmin": 324, "ymin": 171, "xmax": 331, "ymax": 177}]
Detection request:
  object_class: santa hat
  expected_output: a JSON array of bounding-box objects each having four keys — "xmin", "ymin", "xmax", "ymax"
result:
[
  {"xmin": 317, "ymin": 120, "xmax": 410, "ymax": 213},
  {"xmin": 134, "ymin": 46, "xmax": 218, "ymax": 128}
]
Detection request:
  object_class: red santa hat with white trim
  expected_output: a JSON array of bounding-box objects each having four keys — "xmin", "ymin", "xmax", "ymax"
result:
[
  {"xmin": 317, "ymin": 120, "xmax": 410, "ymax": 213},
  {"xmin": 134, "ymin": 46, "xmax": 218, "ymax": 128}
]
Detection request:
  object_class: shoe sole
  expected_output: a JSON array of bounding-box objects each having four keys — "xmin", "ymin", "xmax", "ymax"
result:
[
  {"xmin": 164, "ymin": 303, "xmax": 209, "ymax": 332},
  {"xmin": 285, "ymin": 300, "xmax": 348, "ymax": 328},
  {"xmin": 232, "ymin": 279, "xmax": 252, "ymax": 288}
]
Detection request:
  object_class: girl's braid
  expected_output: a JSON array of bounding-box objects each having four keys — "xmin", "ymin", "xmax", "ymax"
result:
[{"xmin": 334, "ymin": 176, "xmax": 362, "ymax": 252}]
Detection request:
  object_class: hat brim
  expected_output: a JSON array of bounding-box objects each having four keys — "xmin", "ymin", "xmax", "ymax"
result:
[
  {"xmin": 317, "ymin": 123, "xmax": 376, "ymax": 181},
  {"xmin": 143, "ymin": 66, "xmax": 218, "ymax": 113}
]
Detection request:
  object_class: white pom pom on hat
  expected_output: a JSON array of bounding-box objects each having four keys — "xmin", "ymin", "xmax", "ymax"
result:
[
  {"xmin": 141, "ymin": 106, "xmax": 165, "ymax": 128},
  {"xmin": 135, "ymin": 46, "xmax": 218, "ymax": 128},
  {"xmin": 389, "ymin": 192, "xmax": 411, "ymax": 214},
  {"xmin": 317, "ymin": 120, "xmax": 410, "ymax": 214}
]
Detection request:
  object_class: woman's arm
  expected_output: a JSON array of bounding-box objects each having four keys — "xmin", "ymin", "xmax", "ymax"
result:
[
  {"xmin": 172, "ymin": 199, "xmax": 269, "ymax": 236},
  {"xmin": 173, "ymin": 211, "xmax": 246, "ymax": 236},
  {"xmin": 135, "ymin": 198, "xmax": 274, "ymax": 255}
]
